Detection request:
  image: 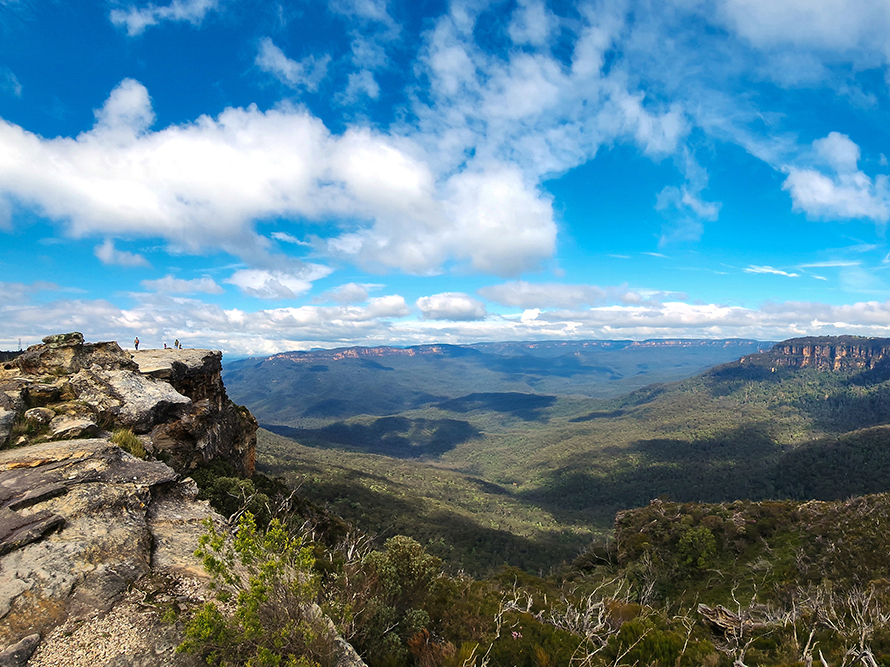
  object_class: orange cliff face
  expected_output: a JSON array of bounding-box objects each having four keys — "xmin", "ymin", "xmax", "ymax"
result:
[{"xmin": 756, "ymin": 336, "xmax": 890, "ymax": 372}]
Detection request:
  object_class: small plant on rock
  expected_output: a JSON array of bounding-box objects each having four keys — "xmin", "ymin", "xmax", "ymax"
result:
[{"xmin": 111, "ymin": 428, "xmax": 146, "ymax": 459}]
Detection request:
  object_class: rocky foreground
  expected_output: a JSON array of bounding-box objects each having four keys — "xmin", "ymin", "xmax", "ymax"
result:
[{"xmin": 0, "ymin": 333, "xmax": 362, "ymax": 666}]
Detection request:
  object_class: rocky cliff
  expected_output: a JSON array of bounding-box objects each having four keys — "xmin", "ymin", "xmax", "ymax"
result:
[
  {"xmin": 739, "ymin": 335, "xmax": 890, "ymax": 372},
  {"xmin": 0, "ymin": 334, "xmax": 258, "ymax": 666},
  {"xmin": 0, "ymin": 332, "xmax": 256, "ymax": 476}
]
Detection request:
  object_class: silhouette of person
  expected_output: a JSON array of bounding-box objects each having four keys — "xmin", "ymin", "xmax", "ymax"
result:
[{"xmin": 134, "ymin": 337, "xmax": 139, "ymax": 350}]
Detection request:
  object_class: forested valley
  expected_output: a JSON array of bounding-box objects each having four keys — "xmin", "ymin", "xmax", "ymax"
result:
[{"xmin": 184, "ymin": 336, "xmax": 890, "ymax": 667}]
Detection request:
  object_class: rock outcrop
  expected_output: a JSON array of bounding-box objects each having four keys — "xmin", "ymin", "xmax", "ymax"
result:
[
  {"xmin": 0, "ymin": 332, "xmax": 256, "ymax": 476},
  {"xmin": 0, "ymin": 438, "xmax": 213, "ymax": 665},
  {"xmin": 737, "ymin": 335, "xmax": 890, "ymax": 373},
  {"xmin": 0, "ymin": 334, "xmax": 366, "ymax": 667}
]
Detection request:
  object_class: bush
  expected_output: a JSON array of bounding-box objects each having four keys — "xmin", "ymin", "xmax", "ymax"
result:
[{"xmin": 178, "ymin": 512, "xmax": 334, "ymax": 666}]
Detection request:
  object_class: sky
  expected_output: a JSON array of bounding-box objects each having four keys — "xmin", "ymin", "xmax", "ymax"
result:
[{"xmin": 2, "ymin": 0, "xmax": 890, "ymax": 356}]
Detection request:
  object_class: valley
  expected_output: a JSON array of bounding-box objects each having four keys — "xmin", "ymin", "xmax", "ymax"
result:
[{"xmin": 224, "ymin": 336, "xmax": 890, "ymax": 575}]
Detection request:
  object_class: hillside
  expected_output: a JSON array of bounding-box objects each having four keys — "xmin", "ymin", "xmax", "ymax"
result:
[{"xmin": 238, "ymin": 336, "xmax": 890, "ymax": 574}]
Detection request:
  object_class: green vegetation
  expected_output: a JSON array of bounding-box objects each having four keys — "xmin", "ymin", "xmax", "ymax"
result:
[
  {"xmin": 245, "ymin": 353, "xmax": 890, "ymax": 575},
  {"xmin": 181, "ymin": 478, "xmax": 890, "ymax": 667},
  {"xmin": 179, "ymin": 512, "xmax": 331, "ymax": 667},
  {"xmin": 111, "ymin": 428, "xmax": 146, "ymax": 458},
  {"xmin": 200, "ymin": 339, "xmax": 890, "ymax": 664}
]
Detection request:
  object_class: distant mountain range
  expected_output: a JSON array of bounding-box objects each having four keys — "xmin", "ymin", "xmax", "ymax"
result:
[{"xmin": 223, "ymin": 338, "xmax": 773, "ymax": 424}]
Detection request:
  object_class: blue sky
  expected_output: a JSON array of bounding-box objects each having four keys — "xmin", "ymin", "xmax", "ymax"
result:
[{"xmin": 2, "ymin": 0, "xmax": 890, "ymax": 355}]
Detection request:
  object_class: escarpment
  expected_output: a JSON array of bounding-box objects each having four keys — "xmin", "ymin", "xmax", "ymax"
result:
[
  {"xmin": 0, "ymin": 333, "xmax": 259, "ymax": 665},
  {"xmin": 738, "ymin": 335, "xmax": 890, "ymax": 372}
]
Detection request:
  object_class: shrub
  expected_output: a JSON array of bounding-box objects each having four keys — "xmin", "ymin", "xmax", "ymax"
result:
[{"xmin": 178, "ymin": 512, "xmax": 334, "ymax": 666}]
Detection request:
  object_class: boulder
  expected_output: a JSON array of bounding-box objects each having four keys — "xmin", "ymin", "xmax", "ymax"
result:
[
  {"xmin": 48, "ymin": 415, "xmax": 99, "ymax": 440},
  {"xmin": 0, "ymin": 633, "xmax": 39, "ymax": 667},
  {"xmin": 22, "ymin": 408, "xmax": 54, "ymax": 426},
  {"xmin": 0, "ymin": 411, "xmax": 13, "ymax": 449}
]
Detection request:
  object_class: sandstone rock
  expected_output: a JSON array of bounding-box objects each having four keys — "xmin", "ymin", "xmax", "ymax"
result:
[
  {"xmin": 41, "ymin": 332, "xmax": 84, "ymax": 347},
  {"xmin": 0, "ymin": 439, "xmax": 180, "ymax": 646},
  {"xmin": 0, "ymin": 411, "xmax": 13, "ymax": 449},
  {"xmin": 22, "ymin": 408, "xmax": 54, "ymax": 425},
  {"xmin": 13, "ymin": 340, "xmax": 136, "ymax": 376},
  {"xmin": 134, "ymin": 349, "xmax": 256, "ymax": 476},
  {"xmin": 48, "ymin": 415, "xmax": 99, "ymax": 440},
  {"xmin": 0, "ymin": 632, "xmax": 39, "ymax": 667},
  {"xmin": 0, "ymin": 334, "xmax": 269, "ymax": 662}
]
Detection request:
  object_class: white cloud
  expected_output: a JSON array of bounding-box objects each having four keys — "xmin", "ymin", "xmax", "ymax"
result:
[
  {"xmin": 798, "ymin": 261, "xmax": 860, "ymax": 268},
  {"xmin": 225, "ymin": 265, "xmax": 333, "ymax": 300},
  {"xmin": 94, "ymin": 239, "xmax": 150, "ymax": 267},
  {"xmin": 93, "ymin": 78, "xmax": 155, "ymax": 139},
  {"xmin": 340, "ymin": 70, "xmax": 381, "ymax": 103},
  {"xmin": 0, "ymin": 67, "xmax": 21, "ymax": 97},
  {"xmin": 508, "ymin": 0, "xmax": 556, "ymax": 47},
  {"xmin": 716, "ymin": 0, "xmax": 890, "ymax": 54},
  {"xmin": 744, "ymin": 265, "xmax": 800, "ymax": 278},
  {"xmin": 330, "ymin": 0, "xmax": 395, "ymax": 26},
  {"xmin": 781, "ymin": 133, "xmax": 890, "ymax": 223},
  {"xmin": 0, "ymin": 78, "xmax": 559, "ymax": 277},
  {"xmin": 271, "ymin": 232, "xmax": 310, "ymax": 246},
  {"xmin": 10, "ymin": 286, "xmax": 890, "ymax": 355},
  {"xmin": 783, "ymin": 171, "xmax": 890, "ymax": 223},
  {"xmin": 140, "ymin": 274, "xmax": 224, "ymax": 294},
  {"xmin": 110, "ymin": 0, "xmax": 221, "ymax": 36},
  {"xmin": 321, "ymin": 282, "xmax": 371, "ymax": 304},
  {"xmin": 479, "ymin": 281, "xmax": 632, "ymax": 309},
  {"xmin": 256, "ymin": 38, "xmax": 330, "ymax": 92},
  {"xmin": 416, "ymin": 292, "xmax": 487, "ymax": 321}
]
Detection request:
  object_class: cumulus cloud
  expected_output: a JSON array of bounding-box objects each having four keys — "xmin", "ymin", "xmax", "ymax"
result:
[
  {"xmin": 782, "ymin": 133, "xmax": 890, "ymax": 223},
  {"xmin": 140, "ymin": 274, "xmax": 224, "ymax": 293},
  {"xmin": 110, "ymin": 0, "xmax": 221, "ymax": 36},
  {"xmin": 225, "ymin": 265, "xmax": 333, "ymax": 299},
  {"xmin": 416, "ymin": 293, "xmax": 487, "ymax": 321},
  {"xmin": 94, "ymin": 239, "xmax": 150, "ymax": 267},
  {"xmin": 0, "ymin": 78, "xmax": 558, "ymax": 277},
  {"xmin": 9, "ymin": 286, "xmax": 890, "ymax": 355},
  {"xmin": 256, "ymin": 38, "xmax": 331, "ymax": 92}
]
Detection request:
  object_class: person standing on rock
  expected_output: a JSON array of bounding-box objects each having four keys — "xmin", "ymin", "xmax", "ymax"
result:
[
  {"xmin": 134, "ymin": 337, "xmax": 139, "ymax": 350},
  {"xmin": 174, "ymin": 339, "xmax": 180, "ymax": 349}
]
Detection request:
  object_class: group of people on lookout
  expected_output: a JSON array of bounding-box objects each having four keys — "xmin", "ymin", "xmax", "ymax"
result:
[{"xmin": 133, "ymin": 337, "xmax": 182, "ymax": 351}]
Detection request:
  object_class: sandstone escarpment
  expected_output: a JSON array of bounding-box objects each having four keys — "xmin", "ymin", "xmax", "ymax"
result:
[{"xmin": 738, "ymin": 335, "xmax": 890, "ymax": 373}]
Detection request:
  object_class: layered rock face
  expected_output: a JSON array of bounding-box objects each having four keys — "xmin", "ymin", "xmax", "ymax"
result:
[
  {"xmin": 0, "ymin": 439, "xmax": 214, "ymax": 664},
  {"xmin": 740, "ymin": 335, "xmax": 890, "ymax": 372},
  {"xmin": 0, "ymin": 333, "xmax": 259, "ymax": 666},
  {"xmin": 0, "ymin": 332, "xmax": 256, "ymax": 476}
]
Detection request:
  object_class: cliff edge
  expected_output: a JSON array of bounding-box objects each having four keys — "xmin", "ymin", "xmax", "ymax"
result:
[
  {"xmin": 735, "ymin": 335, "xmax": 890, "ymax": 373},
  {"xmin": 0, "ymin": 333, "xmax": 258, "ymax": 666}
]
